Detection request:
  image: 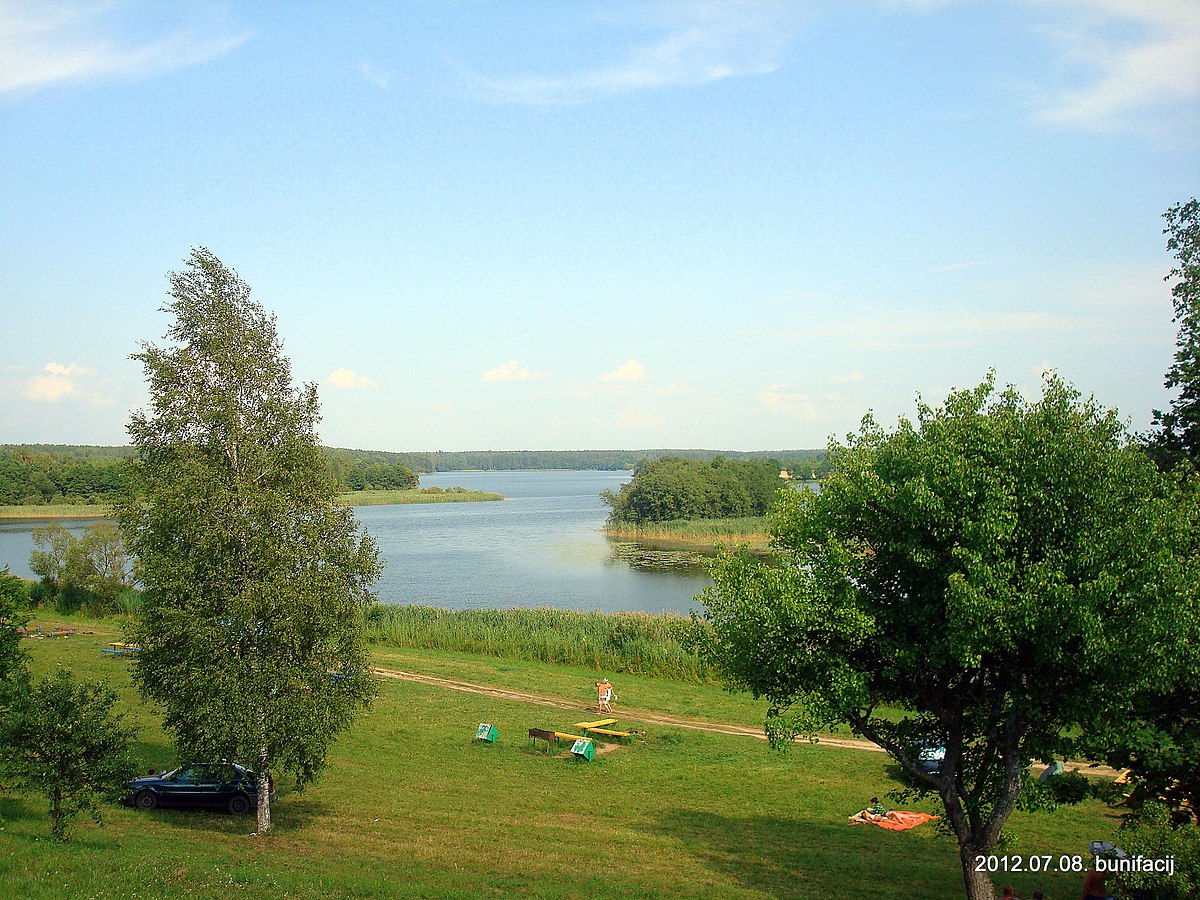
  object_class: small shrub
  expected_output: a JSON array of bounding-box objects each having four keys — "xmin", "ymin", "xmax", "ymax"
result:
[{"xmin": 1047, "ymin": 771, "xmax": 1092, "ymax": 805}]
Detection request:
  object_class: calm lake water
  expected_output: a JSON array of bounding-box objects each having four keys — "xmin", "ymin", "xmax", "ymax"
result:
[{"xmin": 0, "ymin": 470, "xmax": 714, "ymax": 615}]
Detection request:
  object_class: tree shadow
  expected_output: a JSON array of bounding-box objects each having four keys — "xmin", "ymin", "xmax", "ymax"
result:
[
  {"xmin": 641, "ymin": 807, "xmax": 948, "ymax": 898},
  {"xmin": 129, "ymin": 791, "xmax": 332, "ymax": 837},
  {"xmin": 0, "ymin": 795, "xmax": 41, "ymax": 824}
]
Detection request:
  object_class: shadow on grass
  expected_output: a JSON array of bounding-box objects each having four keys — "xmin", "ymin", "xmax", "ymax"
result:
[
  {"xmin": 0, "ymin": 794, "xmax": 41, "ymax": 824},
  {"xmin": 129, "ymin": 792, "xmax": 333, "ymax": 837},
  {"xmin": 643, "ymin": 807, "xmax": 947, "ymax": 898}
]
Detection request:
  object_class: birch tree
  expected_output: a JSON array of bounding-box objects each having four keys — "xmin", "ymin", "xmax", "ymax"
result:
[{"xmin": 115, "ymin": 247, "xmax": 381, "ymax": 833}]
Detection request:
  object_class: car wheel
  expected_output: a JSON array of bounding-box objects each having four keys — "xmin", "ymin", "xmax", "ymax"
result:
[
  {"xmin": 227, "ymin": 793, "xmax": 251, "ymax": 815},
  {"xmin": 135, "ymin": 790, "xmax": 158, "ymax": 811}
]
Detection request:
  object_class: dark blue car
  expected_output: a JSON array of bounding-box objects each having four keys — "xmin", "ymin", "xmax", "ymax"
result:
[{"xmin": 126, "ymin": 762, "xmax": 267, "ymax": 815}]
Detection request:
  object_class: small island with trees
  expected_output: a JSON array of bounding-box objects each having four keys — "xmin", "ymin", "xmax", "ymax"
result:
[{"xmin": 600, "ymin": 455, "xmax": 795, "ymax": 548}]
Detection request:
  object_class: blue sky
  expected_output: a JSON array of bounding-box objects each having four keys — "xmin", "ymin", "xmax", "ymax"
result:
[{"xmin": 1, "ymin": 1, "xmax": 1197, "ymax": 452}]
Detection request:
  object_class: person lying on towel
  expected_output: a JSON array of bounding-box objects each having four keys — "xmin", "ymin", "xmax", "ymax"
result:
[{"xmin": 849, "ymin": 799, "xmax": 939, "ymax": 831}]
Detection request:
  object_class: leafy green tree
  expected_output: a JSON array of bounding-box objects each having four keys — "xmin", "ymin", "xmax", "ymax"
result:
[
  {"xmin": 602, "ymin": 456, "xmax": 783, "ymax": 526},
  {"xmin": 0, "ymin": 669, "xmax": 134, "ymax": 840},
  {"xmin": 28, "ymin": 522, "xmax": 133, "ymax": 613},
  {"xmin": 1151, "ymin": 198, "xmax": 1200, "ymax": 466},
  {"xmin": 703, "ymin": 374, "xmax": 1199, "ymax": 900},
  {"xmin": 114, "ymin": 247, "xmax": 382, "ymax": 834},
  {"xmin": 0, "ymin": 566, "xmax": 29, "ymax": 685},
  {"xmin": 29, "ymin": 523, "xmax": 73, "ymax": 592}
]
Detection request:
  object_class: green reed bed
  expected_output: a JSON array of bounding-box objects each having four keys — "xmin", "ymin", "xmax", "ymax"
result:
[
  {"xmin": 604, "ymin": 516, "xmax": 771, "ymax": 547},
  {"xmin": 334, "ymin": 487, "xmax": 502, "ymax": 506},
  {"xmin": 365, "ymin": 605, "xmax": 717, "ymax": 683}
]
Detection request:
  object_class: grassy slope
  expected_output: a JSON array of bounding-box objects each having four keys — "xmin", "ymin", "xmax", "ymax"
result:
[{"xmin": 1, "ymin": 618, "xmax": 1122, "ymax": 899}]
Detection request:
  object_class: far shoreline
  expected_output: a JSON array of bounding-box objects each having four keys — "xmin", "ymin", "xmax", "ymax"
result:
[{"xmin": 0, "ymin": 489, "xmax": 503, "ymax": 520}]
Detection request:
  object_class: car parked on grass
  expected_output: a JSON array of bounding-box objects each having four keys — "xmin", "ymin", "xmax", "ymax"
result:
[
  {"xmin": 917, "ymin": 743, "xmax": 946, "ymax": 774},
  {"xmin": 126, "ymin": 762, "xmax": 268, "ymax": 815}
]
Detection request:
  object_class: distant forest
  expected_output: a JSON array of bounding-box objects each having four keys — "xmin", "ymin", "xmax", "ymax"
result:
[{"xmin": 0, "ymin": 445, "xmax": 830, "ymax": 505}]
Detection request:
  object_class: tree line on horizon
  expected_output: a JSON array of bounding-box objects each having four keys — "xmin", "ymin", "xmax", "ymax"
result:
[{"xmin": 0, "ymin": 445, "xmax": 831, "ymax": 506}]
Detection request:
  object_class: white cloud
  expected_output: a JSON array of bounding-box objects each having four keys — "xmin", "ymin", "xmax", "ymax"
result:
[
  {"xmin": 23, "ymin": 361, "xmax": 92, "ymax": 402},
  {"xmin": 600, "ymin": 358, "xmax": 647, "ymax": 383},
  {"xmin": 328, "ymin": 368, "xmax": 377, "ymax": 390},
  {"xmin": 359, "ymin": 59, "xmax": 390, "ymax": 90},
  {"xmin": 829, "ymin": 371, "xmax": 867, "ymax": 385},
  {"xmin": 0, "ymin": 1, "xmax": 251, "ymax": 97},
  {"xmin": 1030, "ymin": 0, "xmax": 1200, "ymax": 131},
  {"xmin": 483, "ymin": 360, "xmax": 551, "ymax": 382},
  {"xmin": 759, "ymin": 384, "xmax": 819, "ymax": 420},
  {"xmin": 464, "ymin": 2, "xmax": 802, "ymax": 105},
  {"xmin": 617, "ymin": 404, "xmax": 662, "ymax": 430}
]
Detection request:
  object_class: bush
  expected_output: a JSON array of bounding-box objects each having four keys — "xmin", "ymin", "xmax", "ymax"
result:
[
  {"xmin": 1047, "ymin": 770, "xmax": 1092, "ymax": 804},
  {"xmin": 27, "ymin": 581, "xmax": 52, "ymax": 607}
]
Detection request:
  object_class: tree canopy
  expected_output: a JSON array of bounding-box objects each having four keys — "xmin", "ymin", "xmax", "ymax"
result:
[
  {"xmin": 115, "ymin": 247, "xmax": 382, "ymax": 833},
  {"xmin": 602, "ymin": 455, "xmax": 783, "ymax": 526},
  {"xmin": 1151, "ymin": 197, "xmax": 1200, "ymax": 466},
  {"xmin": 703, "ymin": 373, "xmax": 1200, "ymax": 900},
  {"xmin": 0, "ymin": 669, "xmax": 134, "ymax": 840}
]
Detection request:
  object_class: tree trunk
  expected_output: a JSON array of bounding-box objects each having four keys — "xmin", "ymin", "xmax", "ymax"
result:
[
  {"xmin": 51, "ymin": 785, "xmax": 63, "ymax": 840},
  {"xmin": 959, "ymin": 843, "xmax": 997, "ymax": 900},
  {"xmin": 256, "ymin": 744, "xmax": 271, "ymax": 834}
]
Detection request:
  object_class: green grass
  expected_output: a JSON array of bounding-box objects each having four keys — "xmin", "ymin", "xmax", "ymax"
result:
[
  {"xmin": 605, "ymin": 517, "xmax": 771, "ymax": 549},
  {"xmin": 334, "ymin": 488, "xmax": 503, "ymax": 506},
  {"xmin": 1, "ymin": 616, "xmax": 1124, "ymax": 899}
]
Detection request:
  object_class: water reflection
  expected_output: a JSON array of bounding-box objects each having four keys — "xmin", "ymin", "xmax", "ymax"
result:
[{"xmin": 604, "ymin": 539, "xmax": 711, "ymax": 577}]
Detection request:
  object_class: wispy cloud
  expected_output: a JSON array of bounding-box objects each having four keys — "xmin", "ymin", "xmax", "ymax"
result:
[
  {"xmin": 463, "ymin": 1, "xmax": 802, "ymax": 105},
  {"xmin": 327, "ymin": 368, "xmax": 377, "ymax": 390},
  {"xmin": 763, "ymin": 309, "xmax": 1124, "ymax": 352},
  {"xmin": 600, "ymin": 358, "xmax": 647, "ymax": 383},
  {"xmin": 759, "ymin": 384, "xmax": 819, "ymax": 420},
  {"xmin": 617, "ymin": 404, "xmax": 662, "ymax": 430},
  {"xmin": 359, "ymin": 59, "xmax": 390, "ymax": 90},
  {"xmin": 483, "ymin": 360, "xmax": 551, "ymax": 383},
  {"xmin": 1029, "ymin": 0, "xmax": 1200, "ymax": 131},
  {"xmin": 925, "ymin": 260, "xmax": 996, "ymax": 274},
  {"xmin": 0, "ymin": 1, "xmax": 251, "ymax": 97}
]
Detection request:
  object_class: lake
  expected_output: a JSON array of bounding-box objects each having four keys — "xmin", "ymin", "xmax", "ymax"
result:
[{"xmin": 0, "ymin": 470, "xmax": 714, "ymax": 615}]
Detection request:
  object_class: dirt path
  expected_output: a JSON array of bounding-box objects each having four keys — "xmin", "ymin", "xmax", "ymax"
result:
[
  {"xmin": 373, "ymin": 666, "xmax": 887, "ymax": 753},
  {"xmin": 372, "ymin": 666, "xmax": 1123, "ymax": 777}
]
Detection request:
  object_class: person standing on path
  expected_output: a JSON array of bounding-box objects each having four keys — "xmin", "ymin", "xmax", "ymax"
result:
[{"xmin": 596, "ymin": 678, "xmax": 614, "ymax": 713}]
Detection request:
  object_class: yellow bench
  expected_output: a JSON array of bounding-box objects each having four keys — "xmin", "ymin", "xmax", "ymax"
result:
[
  {"xmin": 585, "ymin": 727, "xmax": 631, "ymax": 739},
  {"xmin": 573, "ymin": 718, "xmax": 618, "ymax": 729},
  {"xmin": 553, "ymin": 732, "xmax": 587, "ymax": 743}
]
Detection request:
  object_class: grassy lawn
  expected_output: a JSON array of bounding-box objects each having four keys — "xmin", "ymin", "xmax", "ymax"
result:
[{"xmin": 1, "ymin": 618, "xmax": 1122, "ymax": 898}]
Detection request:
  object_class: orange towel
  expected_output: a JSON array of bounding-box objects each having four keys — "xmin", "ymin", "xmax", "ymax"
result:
[{"xmin": 873, "ymin": 811, "xmax": 939, "ymax": 831}]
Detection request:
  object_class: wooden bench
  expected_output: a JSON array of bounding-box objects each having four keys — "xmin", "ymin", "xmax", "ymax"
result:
[{"xmin": 553, "ymin": 732, "xmax": 586, "ymax": 743}]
